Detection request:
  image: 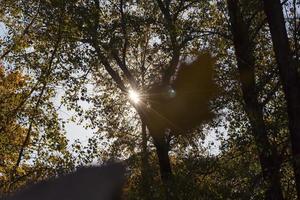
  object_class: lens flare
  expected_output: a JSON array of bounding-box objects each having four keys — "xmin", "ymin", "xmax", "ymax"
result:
[{"xmin": 128, "ymin": 89, "xmax": 140, "ymax": 104}]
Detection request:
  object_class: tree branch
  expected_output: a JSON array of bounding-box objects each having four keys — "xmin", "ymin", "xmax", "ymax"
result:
[
  {"xmin": 111, "ymin": 50, "xmax": 137, "ymax": 88},
  {"xmin": 0, "ymin": 2, "xmax": 40, "ymax": 60},
  {"xmin": 94, "ymin": 46, "xmax": 127, "ymax": 92},
  {"xmin": 156, "ymin": 0, "xmax": 181, "ymax": 84},
  {"xmin": 91, "ymin": 0, "xmax": 128, "ymax": 92},
  {"xmin": 9, "ymin": 11, "xmax": 63, "ymax": 189},
  {"xmin": 260, "ymin": 80, "xmax": 281, "ymax": 106}
]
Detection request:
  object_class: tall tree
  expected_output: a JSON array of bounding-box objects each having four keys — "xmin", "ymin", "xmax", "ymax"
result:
[
  {"xmin": 262, "ymin": 0, "xmax": 300, "ymax": 198},
  {"xmin": 227, "ymin": 0, "xmax": 284, "ymax": 199},
  {"xmin": 0, "ymin": 0, "xmax": 76, "ymax": 194},
  {"xmin": 62, "ymin": 0, "xmax": 219, "ymax": 197}
]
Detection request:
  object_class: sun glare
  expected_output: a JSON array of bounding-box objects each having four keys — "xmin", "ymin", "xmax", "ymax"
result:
[{"xmin": 128, "ymin": 89, "xmax": 140, "ymax": 104}]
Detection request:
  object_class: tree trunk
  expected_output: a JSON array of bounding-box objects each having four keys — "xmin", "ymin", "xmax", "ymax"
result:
[
  {"xmin": 262, "ymin": 0, "xmax": 300, "ymax": 199},
  {"xmin": 138, "ymin": 108, "xmax": 174, "ymax": 198},
  {"xmin": 227, "ymin": 1, "xmax": 284, "ymax": 199},
  {"xmin": 140, "ymin": 119, "xmax": 151, "ymax": 200},
  {"xmin": 152, "ymin": 135, "xmax": 172, "ymax": 185},
  {"xmin": 137, "ymin": 108, "xmax": 173, "ymax": 199},
  {"xmin": 148, "ymin": 127, "xmax": 173, "ymax": 199}
]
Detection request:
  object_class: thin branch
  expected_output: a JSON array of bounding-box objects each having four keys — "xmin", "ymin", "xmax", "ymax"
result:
[
  {"xmin": 94, "ymin": 45, "xmax": 127, "ymax": 92},
  {"xmin": 111, "ymin": 50, "xmax": 137, "ymax": 88},
  {"xmin": 140, "ymin": 29, "xmax": 150, "ymax": 85},
  {"xmin": 156, "ymin": 0, "xmax": 177, "ymax": 48},
  {"xmin": 0, "ymin": 2, "xmax": 40, "ymax": 60},
  {"xmin": 162, "ymin": 49, "xmax": 180, "ymax": 84},
  {"xmin": 260, "ymin": 80, "xmax": 281, "ymax": 106},
  {"xmin": 250, "ymin": 17, "xmax": 267, "ymax": 40},
  {"xmin": 173, "ymin": 0, "xmax": 199, "ymax": 22},
  {"xmin": 91, "ymin": 0, "xmax": 127, "ymax": 92},
  {"xmin": 293, "ymin": 0, "xmax": 299, "ymax": 60},
  {"xmin": 120, "ymin": 0, "xmax": 128, "ymax": 69},
  {"xmin": 156, "ymin": 0, "xmax": 181, "ymax": 84},
  {"xmin": 9, "ymin": 6, "xmax": 64, "ymax": 188}
]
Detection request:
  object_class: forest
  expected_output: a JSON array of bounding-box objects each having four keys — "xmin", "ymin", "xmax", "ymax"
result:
[{"xmin": 0, "ymin": 0, "xmax": 300, "ymax": 199}]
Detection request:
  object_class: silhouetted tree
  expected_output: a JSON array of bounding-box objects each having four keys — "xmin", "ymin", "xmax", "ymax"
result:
[
  {"xmin": 263, "ymin": 0, "xmax": 300, "ymax": 198},
  {"xmin": 227, "ymin": 0, "xmax": 284, "ymax": 199}
]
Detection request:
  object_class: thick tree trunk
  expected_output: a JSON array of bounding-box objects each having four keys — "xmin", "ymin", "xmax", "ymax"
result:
[
  {"xmin": 148, "ymin": 127, "xmax": 173, "ymax": 199},
  {"xmin": 138, "ymin": 109, "xmax": 173, "ymax": 198},
  {"xmin": 262, "ymin": 1, "xmax": 300, "ymax": 199},
  {"xmin": 153, "ymin": 135, "xmax": 173, "ymax": 199},
  {"xmin": 227, "ymin": 1, "xmax": 284, "ymax": 199},
  {"xmin": 152, "ymin": 135, "xmax": 172, "ymax": 185}
]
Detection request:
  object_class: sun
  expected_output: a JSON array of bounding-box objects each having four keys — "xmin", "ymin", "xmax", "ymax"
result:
[{"xmin": 128, "ymin": 89, "xmax": 140, "ymax": 104}]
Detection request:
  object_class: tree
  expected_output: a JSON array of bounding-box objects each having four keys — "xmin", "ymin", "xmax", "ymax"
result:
[
  {"xmin": 0, "ymin": 1, "xmax": 76, "ymax": 194},
  {"xmin": 227, "ymin": 0, "xmax": 284, "ymax": 199},
  {"xmin": 1, "ymin": 0, "xmax": 298, "ymax": 199},
  {"xmin": 262, "ymin": 0, "xmax": 300, "ymax": 198},
  {"xmin": 0, "ymin": 65, "xmax": 74, "ymax": 194},
  {"xmin": 60, "ymin": 0, "xmax": 219, "ymax": 197}
]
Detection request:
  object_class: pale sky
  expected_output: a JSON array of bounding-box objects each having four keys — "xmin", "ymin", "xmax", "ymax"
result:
[{"xmin": 53, "ymin": 88, "xmax": 95, "ymax": 146}]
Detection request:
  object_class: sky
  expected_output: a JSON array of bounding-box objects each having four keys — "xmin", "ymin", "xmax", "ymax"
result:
[{"xmin": 53, "ymin": 89, "xmax": 95, "ymax": 146}]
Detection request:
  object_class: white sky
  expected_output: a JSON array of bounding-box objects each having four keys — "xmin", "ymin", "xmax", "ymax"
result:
[{"xmin": 53, "ymin": 88, "xmax": 95, "ymax": 146}]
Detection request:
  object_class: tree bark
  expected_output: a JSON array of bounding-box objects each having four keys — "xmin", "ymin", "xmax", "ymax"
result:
[
  {"xmin": 262, "ymin": 0, "xmax": 300, "ymax": 199},
  {"xmin": 152, "ymin": 135, "xmax": 172, "ymax": 185},
  {"xmin": 227, "ymin": 1, "xmax": 284, "ymax": 199},
  {"xmin": 140, "ymin": 119, "xmax": 151, "ymax": 200},
  {"xmin": 148, "ymin": 126, "xmax": 173, "ymax": 199},
  {"xmin": 138, "ymin": 108, "xmax": 173, "ymax": 199}
]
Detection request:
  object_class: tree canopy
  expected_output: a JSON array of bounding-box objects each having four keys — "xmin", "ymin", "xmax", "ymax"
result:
[{"xmin": 0, "ymin": 0, "xmax": 299, "ymax": 199}]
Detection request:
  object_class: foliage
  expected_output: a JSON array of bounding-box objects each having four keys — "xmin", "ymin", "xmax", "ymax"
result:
[{"xmin": 0, "ymin": 0, "xmax": 299, "ymax": 199}]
